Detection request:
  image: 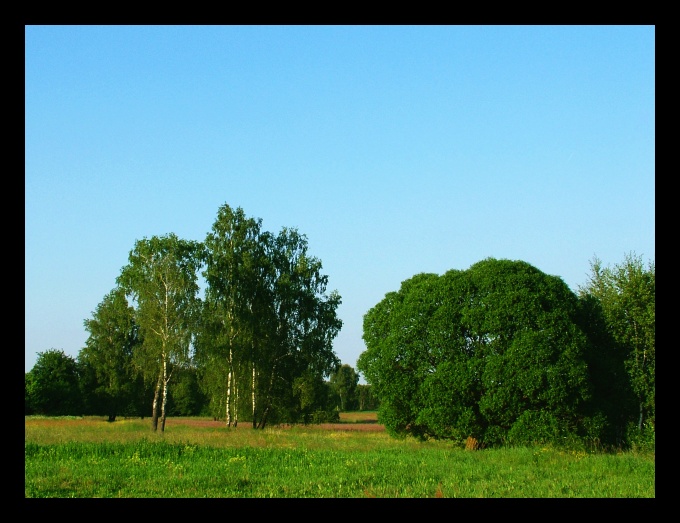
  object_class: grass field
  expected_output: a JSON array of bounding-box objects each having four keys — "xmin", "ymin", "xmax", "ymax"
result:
[{"xmin": 25, "ymin": 412, "xmax": 655, "ymax": 498}]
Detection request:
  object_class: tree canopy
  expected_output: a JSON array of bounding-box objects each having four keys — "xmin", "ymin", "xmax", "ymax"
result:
[
  {"xmin": 358, "ymin": 258, "xmax": 599, "ymax": 447},
  {"xmin": 26, "ymin": 349, "xmax": 82, "ymax": 416}
]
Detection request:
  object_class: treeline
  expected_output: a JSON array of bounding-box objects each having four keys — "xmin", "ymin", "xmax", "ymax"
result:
[
  {"xmin": 357, "ymin": 254, "xmax": 654, "ymax": 451},
  {"xmin": 25, "ymin": 203, "xmax": 378, "ymax": 430},
  {"xmin": 24, "ymin": 351, "xmax": 379, "ymax": 421},
  {"xmin": 25, "ymin": 199, "xmax": 654, "ymax": 451}
]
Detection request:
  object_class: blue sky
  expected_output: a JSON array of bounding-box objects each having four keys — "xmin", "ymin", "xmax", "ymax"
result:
[{"xmin": 25, "ymin": 25, "xmax": 655, "ymax": 376}]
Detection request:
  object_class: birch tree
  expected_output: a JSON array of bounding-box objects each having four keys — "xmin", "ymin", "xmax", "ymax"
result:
[
  {"xmin": 199, "ymin": 203, "xmax": 264, "ymax": 427},
  {"xmin": 117, "ymin": 233, "xmax": 203, "ymax": 432},
  {"xmin": 199, "ymin": 204, "xmax": 342, "ymax": 428}
]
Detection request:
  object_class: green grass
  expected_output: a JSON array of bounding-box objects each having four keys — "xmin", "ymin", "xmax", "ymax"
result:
[{"xmin": 25, "ymin": 415, "xmax": 655, "ymax": 498}]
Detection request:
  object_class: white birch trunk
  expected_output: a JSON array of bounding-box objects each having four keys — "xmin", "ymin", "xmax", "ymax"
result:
[{"xmin": 226, "ymin": 367, "xmax": 232, "ymax": 426}]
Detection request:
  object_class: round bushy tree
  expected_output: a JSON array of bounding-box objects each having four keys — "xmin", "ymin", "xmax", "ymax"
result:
[
  {"xmin": 26, "ymin": 349, "xmax": 83, "ymax": 416},
  {"xmin": 358, "ymin": 258, "xmax": 598, "ymax": 447}
]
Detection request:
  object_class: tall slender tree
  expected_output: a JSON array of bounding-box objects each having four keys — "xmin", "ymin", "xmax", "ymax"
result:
[
  {"xmin": 117, "ymin": 233, "xmax": 203, "ymax": 432},
  {"xmin": 198, "ymin": 204, "xmax": 265, "ymax": 426}
]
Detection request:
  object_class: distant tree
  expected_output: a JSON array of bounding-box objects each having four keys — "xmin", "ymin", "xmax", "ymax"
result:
[
  {"xmin": 25, "ymin": 373, "xmax": 35, "ymax": 415},
  {"xmin": 26, "ymin": 349, "xmax": 82, "ymax": 416},
  {"xmin": 292, "ymin": 371, "xmax": 339, "ymax": 424},
  {"xmin": 79, "ymin": 287, "xmax": 141, "ymax": 421},
  {"xmin": 358, "ymin": 259, "xmax": 600, "ymax": 447},
  {"xmin": 357, "ymin": 384, "xmax": 380, "ymax": 411},
  {"xmin": 117, "ymin": 233, "xmax": 203, "ymax": 432},
  {"xmin": 330, "ymin": 364, "xmax": 359, "ymax": 411},
  {"xmin": 166, "ymin": 364, "xmax": 209, "ymax": 416},
  {"xmin": 579, "ymin": 253, "xmax": 655, "ymax": 435}
]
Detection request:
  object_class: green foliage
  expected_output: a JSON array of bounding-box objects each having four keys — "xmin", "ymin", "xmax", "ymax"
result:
[
  {"xmin": 197, "ymin": 204, "xmax": 265, "ymax": 425},
  {"xmin": 359, "ymin": 259, "xmax": 599, "ymax": 447},
  {"xmin": 26, "ymin": 349, "xmax": 83, "ymax": 416},
  {"xmin": 505, "ymin": 410, "xmax": 571, "ymax": 447},
  {"xmin": 574, "ymin": 293, "xmax": 635, "ymax": 446},
  {"xmin": 166, "ymin": 365, "xmax": 209, "ymax": 416},
  {"xmin": 579, "ymin": 252, "xmax": 655, "ymax": 434},
  {"xmin": 357, "ymin": 384, "xmax": 380, "ymax": 411},
  {"xmin": 329, "ymin": 364, "xmax": 360, "ymax": 411},
  {"xmin": 309, "ymin": 409, "xmax": 340, "ymax": 423},
  {"xmin": 79, "ymin": 287, "xmax": 142, "ymax": 420},
  {"xmin": 358, "ymin": 253, "xmax": 655, "ymax": 450},
  {"xmin": 117, "ymin": 234, "xmax": 203, "ymax": 385},
  {"xmin": 291, "ymin": 372, "xmax": 338, "ymax": 423},
  {"xmin": 25, "ymin": 373, "xmax": 36, "ymax": 415},
  {"xmin": 116, "ymin": 233, "xmax": 204, "ymax": 430},
  {"xmin": 624, "ymin": 421, "xmax": 656, "ymax": 454},
  {"xmin": 197, "ymin": 203, "xmax": 342, "ymax": 428},
  {"xmin": 27, "ymin": 202, "xmax": 344, "ymax": 428}
]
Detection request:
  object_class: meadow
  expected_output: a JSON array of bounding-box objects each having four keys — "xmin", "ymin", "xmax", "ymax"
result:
[{"xmin": 25, "ymin": 412, "xmax": 655, "ymax": 498}]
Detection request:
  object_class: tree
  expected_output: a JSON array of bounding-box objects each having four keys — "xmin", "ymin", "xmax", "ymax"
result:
[
  {"xmin": 358, "ymin": 258, "xmax": 599, "ymax": 447},
  {"xmin": 357, "ymin": 384, "xmax": 380, "ymax": 411},
  {"xmin": 292, "ymin": 371, "xmax": 339, "ymax": 424},
  {"xmin": 117, "ymin": 233, "xmax": 203, "ymax": 432},
  {"xmin": 330, "ymin": 364, "xmax": 359, "ymax": 411},
  {"xmin": 579, "ymin": 252, "xmax": 655, "ymax": 435},
  {"xmin": 79, "ymin": 286, "xmax": 141, "ymax": 421},
  {"xmin": 252, "ymin": 225, "xmax": 342, "ymax": 428},
  {"xmin": 198, "ymin": 204, "xmax": 342, "ymax": 428},
  {"xmin": 573, "ymin": 291, "xmax": 635, "ymax": 446},
  {"xmin": 197, "ymin": 204, "xmax": 265, "ymax": 427},
  {"xmin": 166, "ymin": 364, "xmax": 209, "ymax": 416},
  {"xmin": 25, "ymin": 373, "xmax": 36, "ymax": 415},
  {"xmin": 358, "ymin": 273, "xmax": 442, "ymax": 439},
  {"xmin": 26, "ymin": 349, "xmax": 82, "ymax": 416}
]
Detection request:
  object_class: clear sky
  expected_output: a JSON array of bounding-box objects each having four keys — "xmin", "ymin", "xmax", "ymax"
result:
[{"xmin": 25, "ymin": 25, "xmax": 655, "ymax": 377}]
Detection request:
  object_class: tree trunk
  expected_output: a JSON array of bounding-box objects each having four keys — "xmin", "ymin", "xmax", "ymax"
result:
[
  {"xmin": 233, "ymin": 373, "xmax": 239, "ymax": 427},
  {"xmin": 638, "ymin": 401, "xmax": 644, "ymax": 431},
  {"xmin": 257, "ymin": 401, "xmax": 271, "ymax": 430},
  {"xmin": 151, "ymin": 372, "xmax": 162, "ymax": 432},
  {"xmin": 160, "ymin": 357, "xmax": 168, "ymax": 432},
  {"xmin": 252, "ymin": 363, "xmax": 257, "ymax": 429},
  {"xmin": 226, "ymin": 367, "xmax": 232, "ymax": 427}
]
